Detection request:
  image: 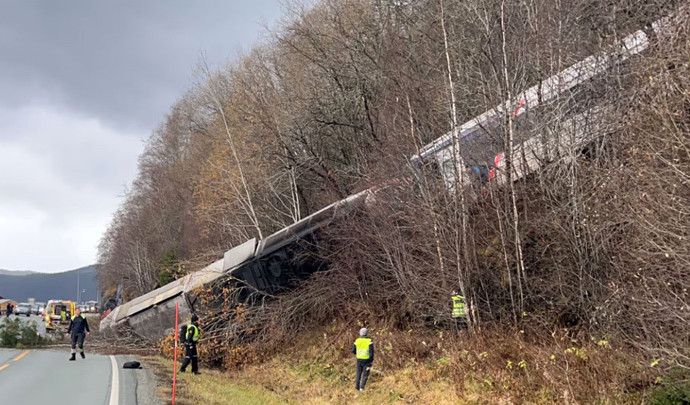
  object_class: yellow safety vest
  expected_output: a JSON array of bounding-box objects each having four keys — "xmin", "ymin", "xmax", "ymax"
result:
[
  {"xmin": 355, "ymin": 337, "xmax": 372, "ymax": 360},
  {"xmin": 187, "ymin": 324, "xmax": 200, "ymax": 342},
  {"xmin": 452, "ymin": 295, "xmax": 466, "ymax": 318}
]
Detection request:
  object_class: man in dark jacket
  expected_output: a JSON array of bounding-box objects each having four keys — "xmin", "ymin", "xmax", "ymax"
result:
[
  {"xmin": 352, "ymin": 327, "xmax": 374, "ymax": 392},
  {"xmin": 180, "ymin": 314, "xmax": 201, "ymax": 375},
  {"xmin": 66, "ymin": 308, "xmax": 90, "ymax": 361}
]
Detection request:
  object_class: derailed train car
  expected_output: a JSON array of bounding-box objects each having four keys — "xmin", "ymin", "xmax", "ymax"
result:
[
  {"xmin": 100, "ymin": 187, "xmax": 378, "ymax": 340},
  {"xmin": 411, "ymin": 13, "xmax": 675, "ymax": 192},
  {"xmin": 102, "ymin": 11, "xmax": 681, "ymax": 341}
]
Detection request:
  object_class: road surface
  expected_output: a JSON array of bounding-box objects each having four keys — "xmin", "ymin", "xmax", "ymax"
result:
[{"xmin": 0, "ymin": 348, "xmax": 159, "ymax": 404}]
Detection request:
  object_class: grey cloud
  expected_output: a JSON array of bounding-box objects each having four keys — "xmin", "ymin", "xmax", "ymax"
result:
[
  {"xmin": 0, "ymin": 0, "xmax": 284, "ymax": 133},
  {"xmin": 0, "ymin": 1, "xmax": 286, "ymax": 272}
]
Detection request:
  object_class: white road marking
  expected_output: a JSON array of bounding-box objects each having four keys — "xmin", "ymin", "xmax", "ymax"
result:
[{"xmin": 109, "ymin": 355, "xmax": 120, "ymax": 405}]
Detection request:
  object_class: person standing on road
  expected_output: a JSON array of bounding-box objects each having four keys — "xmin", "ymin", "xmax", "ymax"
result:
[
  {"xmin": 451, "ymin": 290, "xmax": 467, "ymax": 336},
  {"xmin": 352, "ymin": 327, "xmax": 374, "ymax": 392},
  {"xmin": 66, "ymin": 308, "xmax": 90, "ymax": 361},
  {"xmin": 180, "ymin": 314, "xmax": 201, "ymax": 375},
  {"xmin": 6, "ymin": 303, "xmax": 13, "ymax": 317}
]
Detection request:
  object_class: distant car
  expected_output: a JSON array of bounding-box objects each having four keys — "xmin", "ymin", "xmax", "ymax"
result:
[
  {"xmin": 86, "ymin": 301, "xmax": 98, "ymax": 313},
  {"xmin": 16, "ymin": 303, "xmax": 32, "ymax": 317}
]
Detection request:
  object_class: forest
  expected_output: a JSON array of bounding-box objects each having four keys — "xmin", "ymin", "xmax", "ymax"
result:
[{"xmin": 97, "ymin": 0, "xmax": 689, "ymax": 401}]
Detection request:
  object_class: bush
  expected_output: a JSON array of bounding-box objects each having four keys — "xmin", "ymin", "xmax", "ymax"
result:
[
  {"xmin": 0, "ymin": 318, "xmax": 20, "ymax": 347},
  {"xmin": 0, "ymin": 318, "xmax": 45, "ymax": 348},
  {"xmin": 649, "ymin": 381, "xmax": 690, "ymax": 405},
  {"xmin": 19, "ymin": 321, "xmax": 44, "ymax": 347}
]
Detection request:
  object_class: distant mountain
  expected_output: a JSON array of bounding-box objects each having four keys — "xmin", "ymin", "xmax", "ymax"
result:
[
  {"xmin": 0, "ymin": 265, "xmax": 99, "ymax": 303},
  {"xmin": 0, "ymin": 269, "xmax": 36, "ymax": 276}
]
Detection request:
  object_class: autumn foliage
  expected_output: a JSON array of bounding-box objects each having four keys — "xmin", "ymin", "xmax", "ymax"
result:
[{"xmin": 100, "ymin": 0, "xmax": 689, "ymax": 400}]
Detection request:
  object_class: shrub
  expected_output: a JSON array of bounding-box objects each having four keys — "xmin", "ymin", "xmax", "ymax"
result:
[
  {"xmin": 0, "ymin": 318, "xmax": 45, "ymax": 348},
  {"xmin": 649, "ymin": 381, "xmax": 690, "ymax": 405},
  {"xmin": 0, "ymin": 318, "xmax": 20, "ymax": 347}
]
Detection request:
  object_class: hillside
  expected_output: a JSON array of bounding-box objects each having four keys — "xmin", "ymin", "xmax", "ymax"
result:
[
  {"xmin": 97, "ymin": 0, "xmax": 690, "ymax": 402},
  {"xmin": 0, "ymin": 269, "xmax": 35, "ymax": 276},
  {"xmin": 0, "ymin": 265, "xmax": 98, "ymax": 303}
]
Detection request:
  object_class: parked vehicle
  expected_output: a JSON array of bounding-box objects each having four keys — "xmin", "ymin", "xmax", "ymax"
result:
[
  {"xmin": 44, "ymin": 300, "xmax": 75, "ymax": 332},
  {"xmin": 86, "ymin": 301, "xmax": 98, "ymax": 313},
  {"xmin": 35, "ymin": 302, "xmax": 45, "ymax": 315},
  {"xmin": 16, "ymin": 303, "xmax": 32, "ymax": 317}
]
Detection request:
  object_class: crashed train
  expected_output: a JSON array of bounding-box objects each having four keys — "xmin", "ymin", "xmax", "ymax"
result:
[
  {"xmin": 411, "ymin": 13, "xmax": 674, "ymax": 192},
  {"xmin": 100, "ymin": 187, "xmax": 378, "ymax": 339},
  {"xmin": 101, "ymin": 12, "xmax": 678, "ymax": 339}
]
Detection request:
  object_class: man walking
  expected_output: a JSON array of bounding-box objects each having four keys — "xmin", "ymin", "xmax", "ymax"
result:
[
  {"xmin": 451, "ymin": 290, "xmax": 467, "ymax": 336},
  {"xmin": 180, "ymin": 314, "xmax": 201, "ymax": 375},
  {"xmin": 352, "ymin": 327, "xmax": 374, "ymax": 392},
  {"xmin": 66, "ymin": 308, "xmax": 90, "ymax": 361}
]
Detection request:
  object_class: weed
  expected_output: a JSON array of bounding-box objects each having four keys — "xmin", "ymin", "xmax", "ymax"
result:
[{"xmin": 649, "ymin": 381, "xmax": 690, "ymax": 405}]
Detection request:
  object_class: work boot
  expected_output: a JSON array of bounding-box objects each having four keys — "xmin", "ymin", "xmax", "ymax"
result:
[
  {"xmin": 192, "ymin": 371, "xmax": 202, "ymax": 375},
  {"xmin": 80, "ymin": 352, "xmax": 85, "ymax": 359},
  {"xmin": 69, "ymin": 353, "xmax": 76, "ymax": 361},
  {"xmin": 179, "ymin": 368, "xmax": 185, "ymax": 373}
]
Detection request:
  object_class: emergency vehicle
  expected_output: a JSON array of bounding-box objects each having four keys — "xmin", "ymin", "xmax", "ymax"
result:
[{"xmin": 44, "ymin": 300, "xmax": 75, "ymax": 332}]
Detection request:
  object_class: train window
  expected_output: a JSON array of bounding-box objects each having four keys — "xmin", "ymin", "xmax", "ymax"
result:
[{"xmin": 441, "ymin": 156, "xmax": 462, "ymax": 189}]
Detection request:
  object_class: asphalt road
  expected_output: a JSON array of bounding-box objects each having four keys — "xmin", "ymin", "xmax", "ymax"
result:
[{"xmin": 0, "ymin": 348, "xmax": 159, "ymax": 405}]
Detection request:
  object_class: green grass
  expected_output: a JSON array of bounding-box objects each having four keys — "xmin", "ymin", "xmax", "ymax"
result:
[
  {"xmin": 178, "ymin": 371, "xmax": 288, "ymax": 405},
  {"xmin": 148, "ymin": 356, "xmax": 289, "ymax": 405}
]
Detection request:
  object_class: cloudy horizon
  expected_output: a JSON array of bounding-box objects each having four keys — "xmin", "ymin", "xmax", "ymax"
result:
[{"xmin": 0, "ymin": 1, "xmax": 285, "ymax": 273}]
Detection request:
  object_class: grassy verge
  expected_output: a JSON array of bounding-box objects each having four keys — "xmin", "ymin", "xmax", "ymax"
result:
[
  {"xmin": 149, "ymin": 323, "xmax": 685, "ymax": 404},
  {"xmin": 148, "ymin": 356, "xmax": 289, "ymax": 405},
  {"xmin": 148, "ymin": 354, "xmax": 461, "ymax": 405}
]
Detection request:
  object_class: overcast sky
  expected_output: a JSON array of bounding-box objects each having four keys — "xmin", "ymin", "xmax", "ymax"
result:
[{"xmin": 0, "ymin": 1, "xmax": 285, "ymax": 273}]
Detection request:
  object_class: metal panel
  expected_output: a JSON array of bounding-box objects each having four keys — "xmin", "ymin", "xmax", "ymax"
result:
[
  {"xmin": 184, "ymin": 258, "xmax": 225, "ymax": 293},
  {"xmin": 98, "ymin": 306, "xmax": 121, "ymax": 332},
  {"xmin": 222, "ymin": 238, "xmax": 257, "ymax": 272},
  {"xmin": 412, "ymin": 21, "xmax": 662, "ymax": 165},
  {"xmin": 255, "ymin": 188, "xmax": 373, "ymax": 258},
  {"xmin": 123, "ymin": 277, "xmax": 187, "ymax": 318},
  {"xmin": 128, "ymin": 295, "xmax": 191, "ymax": 340}
]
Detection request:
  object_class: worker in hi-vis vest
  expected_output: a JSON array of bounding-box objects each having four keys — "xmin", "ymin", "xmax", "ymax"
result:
[
  {"xmin": 66, "ymin": 308, "xmax": 90, "ymax": 361},
  {"xmin": 180, "ymin": 314, "xmax": 201, "ymax": 374},
  {"xmin": 352, "ymin": 327, "xmax": 374, "ymax": 392},
  {"xmin": 451, "ymin": 290, "xmax": 467, "ymax": 336}
]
